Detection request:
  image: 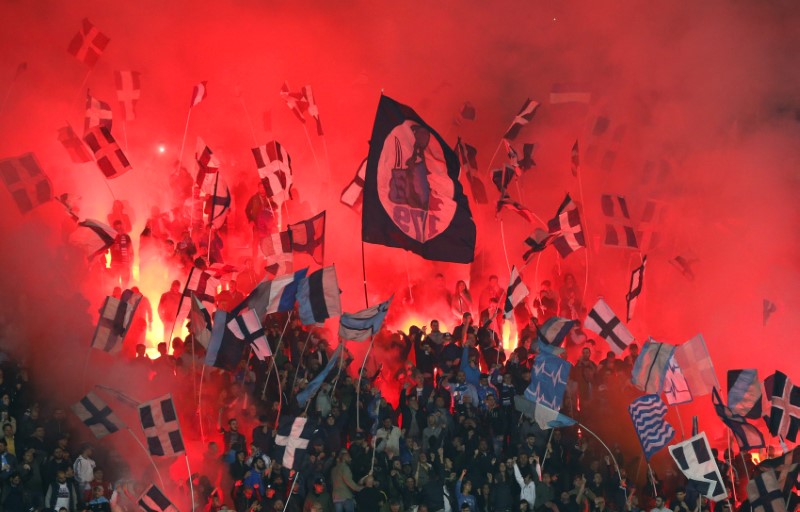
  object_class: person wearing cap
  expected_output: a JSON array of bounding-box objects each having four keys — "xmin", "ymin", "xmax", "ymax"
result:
[
  {"xmin": 303, "ymin": 477, "xmax": 333, "ymax": 512},
  {"xmin": 331, "ymin": 450, "xmax": 362, "ymax": 512}
]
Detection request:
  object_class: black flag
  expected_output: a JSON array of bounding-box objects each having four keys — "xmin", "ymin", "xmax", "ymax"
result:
[{"xmin": 363, "ymin": 95, "xmax": 475, "ymax": 263}]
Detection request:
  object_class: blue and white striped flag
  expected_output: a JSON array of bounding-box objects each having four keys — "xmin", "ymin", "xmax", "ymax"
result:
[
  {"xmin": 628, "ymin": 394, "xmax": 675, "ymax": 461},
  {"xmin": 536, "ymin": 316, "xmax": 575, "ymax": 347}
]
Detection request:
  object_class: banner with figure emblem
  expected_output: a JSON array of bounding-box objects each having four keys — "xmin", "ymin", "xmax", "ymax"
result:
[{"xmin": 362, "ymin": 95, "xmax": 476, "ymax": 263}]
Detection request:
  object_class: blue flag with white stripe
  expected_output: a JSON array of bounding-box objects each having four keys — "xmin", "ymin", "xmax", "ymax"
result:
[
  {"xmin": 296, "ymin": 344, "xmax": 343, "ymax": 407},
  {"xmin": 525, "ymin": 352, "xmax": 572, "ymax": 410},
  {"xmin": 628, "ymin": 394, "xmax": 675, "ymax": 460}
]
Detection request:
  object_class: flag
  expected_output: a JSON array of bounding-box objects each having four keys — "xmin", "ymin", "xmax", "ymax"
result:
[
  {"xmin": 91, "ymin": 289, "xmax": 142, "ymax": 353},
  {"xmin": 671, "ymin": 255, "xmax": 696, "ymax": 281},
  {"xmin": 138, "ymin": 485, "xmax": 178, "ymax": 512},
  {"xmin": 674, "ymin": 334, "xmax": 718, "ymax": 397},
  {"xmin": 280, "ymin": 81, "xmax": 308, "ymax": 123},
  {"xmin": 570, "ymin": 140, "xmax": 580, "ymax": 177},
  {"xmin": 175, "ymin": 268, "xmax": 220, "ymax": 320},
  {"xmin": 457, "ymin": 101, "xmax": 476, "ymax": 123},
  {"xmin": 518, "ymin": 143, "xmax": 536, "ymax": 170},
  {"xmin": 628, "ymin": 394, "xmax": 675, "ymax": 460},
  {"xmin": 711, "ymin": 387, "xmax": 765, "ymax": 451},
  {"xmin": 273, "ymin": 416, "xmax": 316, "ymax": 470},
  {"xmin": 84, "ymin": 92, "xmax": 113, "ymax": 134},
  {"xmin": 636, "ymin": 198, "xmax": 669, "ymax": 252},
  {"xmin": 549, "ymin": 83, "xmax": 591, "ymax": 104},
  {"xmin": 525, "ymin": 351, "xmax": 571, "ymax": 410},
  {"xmin": 503, "ymin": 98, "xmax": 539, "ymax": 140},
  {"xmin": 584, "ymin": 298, "xmax": 634, "ymax": 355},
  {"xmin": 492, "ymin": 165, "xmax": 516, "ymax": 193},
  {"xmin": 114, "ymin": 70, "xmax": 141, "ymax": 121},
  {"xmin": 67, "ymin": 18, "xmax": 109, "ymax": 67},
  {"xmin": 69, "ymin": 219, "xmax": 116, "ymax": 259},
  {"xmin": 514, "ymin": 396, "xmax": 576, "ymax": 430},
  {"xmin": 71, "ymin": 391, "xmax": 124, "ymax": 439},
  {"xmin": 56, "ymin": 193, "xmax": 81, "ymax": 221},
  {"xmin": 205, "ymin": 172, "xmax": 230, "ymax": 229},
  {"xmin": 497, "ymin": 194, "xmax": 536, "ymax": 223},
  {"xmin": 763, "ymin": 299, "xmax": 777, "ymax": 326},
  {"xmin": 600, "ymin": 194, "xmax": 638, "ymax": 249},
  {"xmin": 188, "ymin": 294, "xmax": 212, "ymax": 349},
  {"xmin": 692, "ymin": 416, "xmax": 699, "ymax": 436},
  {"xmin": 297, "ymin": 344, "xmax": 343, "ymax": 406},
  {"xmin": 138, "ymin": 394, "xmax": 185, "ymax": 456},
  {"xmin": 205, "ymin": 310, "xmax": 247, "ymax": 371},
  {"xmin": 727, "ymin": 369, "xmax": 763, "ymax": 419},
  {"xmin": 503, "ymin": 266, "xmax": 528, "ymax": 319},
  {"xmin": 253, "ymin": 141, "xmax": 293, "ymax": 205},
  {"xmin": 84, "ymin": 127, "xmax": 132, "ymax": 179},
  {"xmin": 297, "ymin": 266, "xmax": 342, "ymax": 325},
  {"xmin": 631, "ymin": 339, "xmax": 675, "ymax": 394},
  {"xmin": 503, "ymin": 139, "xmax": 519, "ymax": 168},
  {"xmin": 232, "ymin": 268, "xmax": 308, "ymax": 320},
  {"xmin": 58, "ymin": 124, "xmax": 92, "ymax": 163},
  {"xmin": 584, "ymin": 114, "xmax": 626, "ymax": 172},
  {"xmin": 522, "ymin": 228, "xmax": 553, "ymax": 261},
  {"xmin": 766, "ymin": 371, "xmax": 800, "ymax": 442},
  {"xmin": 747, "ymin": 470, "xmax": 788, "ymax": 512},
  {"xmin": 626, "ymin": 256, "xmax": 646, "ymax": 322},
  {"xmin": 0, "ymin": 153, "xmax": 53, "ymax": 214},
  {"xmin": 668, "ymin": 432, "xmax": 728, "ymax": 502},
  {"xmin": 362, "ymin": 95, "xmax": 476, "ymax": 263},
  {"xmin": 548, "ymin": 194, "xmax": 586, "ymax": 258},
  {"xmin": 664, "ymin": 355, "xmax": 693, "ymax": 405},
  {"xmin": 757, "ymin": 447, "xmax": 800, "ymax": 507},
  {"xmin": 288, "ymin": 211, "xmax": 326, "ymax": 265},
  {"xmin": 190, "ymin": 81, "xmax": 207, "ymax": 108},
  {"xmin": 227, "ymin": 308, "xmax": 272, "ymax": 361},
  {"xmin": 456, "ymin": 139, "xmax": 478, "ymax": 171},
  {"xmin": 341, "ymin": 157, "xmax": 367, "ymax": 210},
  {"xmin": 195, "ymin": 137, "xmax": 220, "ymax": 192},
  {"xmin": 302, "ymin": 85, "xmax": 323, "ymax": 135},
  {"xmin": 536, "ymin": 317, "xmax": 576, "ymax": 347},
  {"xmin": 207, "ymin": 263, "xmax": 238, "ymax": 279},
  {"xmin": 339, "ymin": 296, "xmax": 392, "ymax": 341},
  {"xmin": 260, "ymin": 230, "xmax": 294, "ymax": 277}
]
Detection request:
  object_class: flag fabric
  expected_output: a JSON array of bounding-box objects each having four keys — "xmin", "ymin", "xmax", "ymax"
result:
[
  {"xmin": 175, "ymin": 268, "xmax": 220, "ymax": 321},
  {"xmin": 297, "ymin": 266, "xmax": 342, "ymax": 325},
  {"xmin": 204, "ymin": 172, "xmax": 231, "ymax": 229},
  {"xmin": 339, "ymin": 296, "xmax": 392, "ymax": 342},
  {"xmin": 584, "ymin": 114, "xmax": 626, "ymax": 172},
  {"xmin": 757, "ymin": 447, "xmax": 800, "ymax": 507},
  {"xmin": 138, "ymin": 394, "xmax": 185, "ymax": 457},
  {"xmin": 84, "ymin": 127, "xmax": 132, "ymax": 179},
  {"xmin": 631, "ymin": 339, "xmax": 675, "ymax": 394},
  {"xmin": 514, "ymin": 396, "xmax": 576, "ymax": 430},
  {"xmin": 58, "ymin": 124, "xmax": 92, "ymax": 163},
  {"xmin": 288, "ymin": 211, "xmax": 326, "ymax": 265},
  {"xmin": 253, "ymin": 141, "xmax": 293, "ymax": 205},
  {"xmin": 190, "ymin": 81, "xmax": 208, "ymax": 108},
  {"xmin": 457, "ymin": 101, "xmax": 476, "ymax": 123},
  {"xmin": 727, "ymin": 369, "xmax": 763, "ymax": 419},
  {"xmin": 766, "ymin": 370, "xmax": 800, "ymax": 442},
  {"xmin": 195, "ymin": 137, "xmax": 220, "ymax": 192},
  {"xmin": 456, "ymin": 139, "xmax": 478, "ymax": 171},
  {"xmin": 548, "ymin": 194, "xmax": 586, "ymax": 258},
  {"xmin": 69, "ymin": 219, "xmax": 116, "ymax": 259},
  {"xmin": 260, "ymin": 230, "xmax": 294, "ymax": 277},
  {"xmin": 628, "ymin": 394, "xmax": 675, "ymax": 461},
  {"xmin": 492, "ymin": 165, "xmax": 517, "ymax": 193},
  {"xmin": 636, "ymin": 198, "xmax": 669, "ymax": 252},
  {"xmin": 525, "ymin": 351, "xmax": 572, "ymax": 410},
  {"xmin": 626, "ymin": 256, "xmax": 647, "ymax": 322},
  {"xmin": 84, "ymin": 92, "xmax": 113, "ymax": 134},
  {"xmin": 340, "ymin": 157, "xmax": 367, "ymax": 210},
  {"xmin": 671, "ymin": 255, "xmax": 696, "ymax": 281},
  {"xmin": 503, "ymin": 266, "xmax": 528, "ymax": 319},
  {"xmin": 664, "ymin": 355, "xmax": 693, "ymax": 405},
  {"xmin": 227, "ymin": 308, "xmax": 272, "ymax": 361},
  {"xmin": 0, "ymin": 153, "xmax": 53, "ymax": 214},
  {"xmin": 503, "ymin": 139, "xmax": 519, "ymax": 168},
  {"xmin": 91, "ymin": 289, "xmax": 142, "ymax": 353},
  {"xmin": 138, "ymin": 485, "xmax": 178, "ymax": 512},
  {"xmin": 71, "ymin": 391, "xmax": 124, "ymax": 439},
  {"xmin": 114, "ymin": 70, "xmax": 141, "ymax": 121},
  {"xmin": 584, "ymin": 298, "xmax": 634, "ymax": 355},
  {"xmin": 668, "ymin": 432, "xmax": 728, "ymax": 502},
  {"xmin": 537, "ymin": 317, "xmax": 575, "ymax": 348},
  {"xmin": 273, "ymin": 416, "xmax": 316, "ymax": 469},
  {"xmin": 518, "ymin": 143, "xmax": 536, "ymax": 171},
  {"xmin": 522, "ymin": 228, "xmax": 553, "ymax": 261},
  {"xmin": 232, "ymin": 268, "xmax": 309, "ymax": 320},
  {"xmin": 302, "ymin": 85, "xmax": 323, "ymax": 135},
  {"xmin": 188, "ymin": 293, "xmax": 212, "ymax": 349},
  {"xmin": 205, "ymin": 310, "xmax": 247, "ymax": 371},
  {"xmin": 746, "ymin": 470, "xmax": 788, "ymax": 512},
  {"xmin": 67, "ymin": 18, "xmax": 109, "ymax": 67},
  {"xmin": 763, "ymin": 299, "xmax": 777, "ymax": 326},
  {"xmin": 497, "ymin": 195, "xmax": 536, "ymax": 223},
  {"xmin": 362, "ymin": 95, "xmax": 476, "ymax": 263},
  {"xmin": 600, "ymin": 194, "xmax": 638, "ymax": 249},
  {"xmin": 280, "ymin": 81, "xmax": 308, "ymax": 123},
  {"xmin": 570, "ymin": 140, "xmax": 580, "ymax": 177},
  {"xmin": 207, "ymin": 263, "xmax": 239, "ymax": 279},
  {"xmin": 674, "ymin": 334, "xmax": 719, "ymax": 397},
  {"xmin": 297, "ymin": 344, "xmax": 343, "ymax": 406},
  {"xmin": 56, "ymin": 193, "xmax": 81, "ymax": 221},
  {"xmin": 711, "ymin": 387, "xmax": 765, "ymax": 451},
  {"xmin": 549, "ymin": 83, "xmax": 591, "ymax": 104},
  {"xmin": 503, "ymin": 98, "xmax": 539, "ymax": 140}
]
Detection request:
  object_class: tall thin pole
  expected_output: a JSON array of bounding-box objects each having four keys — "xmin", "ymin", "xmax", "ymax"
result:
[
  {"xmin": 126, "ymin": 428, "xmax": 166, "ymax": 490},
  {"xmin": 356, "ymin": 335, "xmax": 375, "ymax": 431}
]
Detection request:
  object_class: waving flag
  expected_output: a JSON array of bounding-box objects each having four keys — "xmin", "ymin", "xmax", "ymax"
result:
[
  {"xmin": 71, "ymin": 391, "xmax": 124, "ymax": 439},
  {"xmin": 525, "ymin": 351, "xmax": 571, "ymax": 410},
  {"xmin": 289, "ymin": 211, "xmax": 326, "ymax": 265},
  {"xmin": 67, "ymin": 18, "xmax": 109, "ymax": 67},
  {"xmin": 280, "ymin": 81, "xmax": 308, "ymax": 123},
  {"xmin": 206, "ymin": 310, "xmax": 246, "ymax": 371},
  {"xmin": 188, "ymin": 293, "xmax": 212, "ymax": 349},
  {"xmin": 585, "ymin": 113, "xmax": 626, "ymax": 172},
  {"xmin": 757, "ymin": 447, "xmax": 800, "ymax": 510},
  {"xmin": 204, "ymin": 172, "xmax": 230, "ymax": 229},
  {"xmin": 536, "ymin": 317, "xmax": 575, "ymax": 347},
  {"xmin": 503, "ymin": 266, "xmax": 528, "ymax": 319},
  {"xmin": 84, "ymin": 127, "xmax": 132, "ymax": 179},
  {"xmin": 674, "ymin": 334, "xmax": 718, "ymax": 397},
  {"xmin": 232, "ymin": 268, "xmax": 308, "ymax": 320},
  {"xmin": 503, "ymin": 98, "xmax": 539, "ymax": 140},
  {"xmin": 548, "ymin": 194, "xmax": 585, "ymax": 258},
  {"xmin": 138, "ymin": 394, "xmax": 185, "ymax": 456},
  {"xmin": 69, "ymin": 219, "xmax": 116, "ymax": 259},
  {"xmin": 362, "ymin": 95, "xmax": 475, "ymax": 263},
  {"xmin": 746, "ymin": 470, "xmax": 788, "ymax": 512},
  {"xmin": 297, "ymin": 344, "xmax": 343, "ymax": 406},
  {"xmin": 84, "ymin": 92, "xmax": 112, "ymax": 134},
  {"xmin": 190, "ymin": 81, "xmax": 208, "ymax": 108},
  {"xmin": 766, "ymin": 371, "xmax": 800, "ymax": 442},
  {"xmin": 515, "ymin": 396, "xmax": 576, "ymax": 430},
  {"xmin": 711, "ymin": 387, "xmax": 765, "ymax": 451},
  {"xmin": 763, "ymin": 299, "xmax": 777, "ymax": 326},
  {"xmin": 114, "ymin": 70, "xmax": 141, "ymax": 121},
  {"xmin": 228, "ymin": 308, "xmax": 272, "ymax": 361},
  {"xmin": 632, "ymin": 339, "xmax": 675, "ymax": 394},
  {"xmin": 570, "ymin": 140, "xmax": 580, "ymax": 177},
  {"xmin": 253, "ymin": 140, "xmax": 293, "ymax": 205},
  {"xmin": 456, "ymin": 139, "xmax": 487, "ymax": 205},
  {"xmin": 626, "ymin": 256, "xmax": 646, "ymax": 322},
  {"xmin": 0, "ymin": 153, "xmax": 53, "ymax": 214},
  {"xmin": 550, "ymin": 83, "xmax": 591, "ymax": 104},
  {"xmin": 339, "ymin": 296, "xmax": 392, "ymax": 341},
  {"xmin": 195, "ymin": 137, "xmax": 220, "ymax": 190},
  {"xmin": 584, "ymin": 298, "xmax": 634, "ymax": 355},
  {"xmin": 628, "ymin": 394, "xmax": 675, "ymax": 460},
  {"xmin": 260, "ymin": 230, "xmax": 294, "ymax": 277},
  {"xmin": 273, "ymin": 416, "xmax": 315, "ymax": 469},
  {"xmin": 522, "ymin": 227, "xmax": 553, "ymax": 261},
  {"xmin": 175, "ymin": 268, "xmax": 220, "ymax": 320},
  {"xmin": 58, "ymin": 124, "xmax": 92, "ymax": 163},
  {"xmin": 601, "ymin": 194, "xmax": 638, "ymax": 249},
  {"xmin": 727, "ymin": 369, "xmax": 762, "ymax": 419},
  {"xmin": 341, "ymin": 157, "xmax": 367, "ymax": 210},
  {"xmin": 497, "ymin": 195, "xmax": 536, "ymax": 223},
  {"xmin": 302, "ymin": 85, "xmax": 323, "ymax": 135},
  {"xmin": 664, "ymin": 355, "xmax": 693, "ymax": 405},
  {"xmin": 91, "ymin": 289, "xmax": 142, "ymax": 353},
  {"xmin": 138, "ymin": 485, "xmax": 178, "ymax": 512},
  {"xmin": 297, "ymin": 266, "xmax": 342, "ymax": 325},
  {"xmin": 669, "ymin": 432, "xmax": 728, "ymax": 502}
]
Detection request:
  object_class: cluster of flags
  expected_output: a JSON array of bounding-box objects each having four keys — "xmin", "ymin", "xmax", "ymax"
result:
[
  {"xmin": 522, "ymin": 194, "xmax": 586, "ymax": 261},
  {"xmin": 259, "ymin": 211, "xmax": 327, "ymax": 276}
]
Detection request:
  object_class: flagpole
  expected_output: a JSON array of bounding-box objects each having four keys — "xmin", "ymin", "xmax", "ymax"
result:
[
  {"xmin": 282, "ymin": 472, "xmax": 299, "ymax": 512},
  {"xmin": 498, "ymin": 219, "xmax": 512, "ymax": 275},
  {"xmin": 402, "ymin": 252, "xmax": 414, "ymax": 304},
  {"xmin": 726, "ymin": 430, "xmax": 737, "ymax": 504},
  {"xmin": 576, "ymin": 421, "xmax": 623, "ymax": 483},
  {"xmin": 264, "ymin": 311, "xmax": 292, "ymax": 422},
  {"xmin": 126, "ymin": 428, "xmax": 166, "ymax": 490},
  {"xmin": 356, "ymin": 334, "xmax": 375, "ymax": 432},
  {"xmin": 575, "ymin": 166, "xmax": 591, "ymax": 311},
  {"xmin": 674, "ymin": 404, "xmax": 686, "ymax": 441},
  {"xmin": 329, "ymin": 339, "xmax": 346, "ymax": 396},
  {"xmin": 361, "ymin": 241, "xmax": 369, "ymax": 308},
  {"xmin": 647, "ymin": 465, "xmax": 658, "ymax": 498},
  {"xmin": 541, "ymin": 429, "xmax": 555, "ymax": 467},
  {"xmin": 291, "ymin": 329, "xmax": 314, "ymax": 400},
  {"xmin": 185, "ymin": 455, "xmax": 196, "ymax": 512}
]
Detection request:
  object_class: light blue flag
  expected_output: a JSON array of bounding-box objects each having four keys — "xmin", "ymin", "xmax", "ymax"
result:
[
  {"xmin": 296, "ymin": 344, "xmax": 343, "ymax": 407},
  {"xmin": 537, "ymin": 317, "xmax": 576, "ymax": 346},
  {"xmin": 525, "ymin": 351, "xmax": 572, "ymax": 410},
  {"xmin": 338, "ymin": 296, "xmax": 393, "ymax": 341}
]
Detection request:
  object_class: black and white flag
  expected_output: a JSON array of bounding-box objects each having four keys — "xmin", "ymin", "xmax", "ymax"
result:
[
  {"xmin": 746, "ymin": 469, "xmax": 787, "ymax": 512},
  {"xmin": 91, "ymin": 289, "xmax": 142, "ymax": 353},
  {"xmin": 504, "ymin": 266, "xmax": 528, "ymax": 319},
  {"xmin": 626, "ymin": 256, "xmax": 646, "ymax": 322},
  {"xmin": 503, "ymin": 98, "xmax": 539, "ymax": 140},
  {"xmin": 273, "ymin": 416, "xmax": 316, "ymax": 470},
  {"xmin": 138, "ymin": 394, "xmax": 185, "ymax": 457},
  {"xmin": 766, "ymin": 370, "xmax": 800, "ymax": 442},
  {"xmin": 227, "ymin": 308, "xmax": 272, "ymax": 361},
  {"xmin": 600, "ymin": 194, "xmax": 638, "ymax": 249},
  {"xmin": 668, "ymin": 432, "xmax": 728, "ymax": 502},
  {"xmin": 71, "ymin": 391, "xmax": 124, "ymax": 439},
  {"xmin": 584, "ymin": 298, "xmax": 634, "ymax": 355},
  {"xmin": 138, "ymin": 484, "xmax": 178, "ymax": 512}
]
